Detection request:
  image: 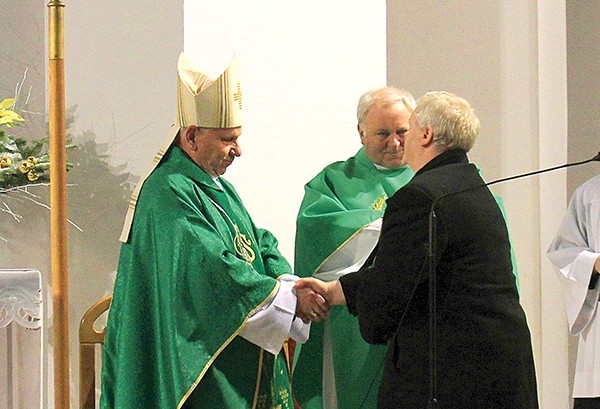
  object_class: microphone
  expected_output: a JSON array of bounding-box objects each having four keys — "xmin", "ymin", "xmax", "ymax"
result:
[
  {"xmin": 426, "ymin": 151, "xmax": 599, "ymax": 409},
  {"xmin": 434, "ymin": 151, "xmax": 600, "ymax": 203},
  {"xmin": 476, "ymin": 151, "xmax": 599, "ymax": 189}
]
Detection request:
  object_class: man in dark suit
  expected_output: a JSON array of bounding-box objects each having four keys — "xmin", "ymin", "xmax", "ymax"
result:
[{"xmin": 297, "ymin": 91, "xmax": 539, "ymax": 408}]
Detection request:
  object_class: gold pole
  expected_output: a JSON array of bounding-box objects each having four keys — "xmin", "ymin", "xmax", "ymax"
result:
[{"xmin": 47, "ymin": 1, "xmax": 70, "ymax": 407}]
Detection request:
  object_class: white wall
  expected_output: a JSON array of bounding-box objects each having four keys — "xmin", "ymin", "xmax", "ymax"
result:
[
  {"xmin": 538, "ymin": 2, "xmax": 570, "ymax": 407},
  {"xmin": 184, "ymin": 1, "xmax": 387, "ymax": 259},
  {"xmin": 65, "ymin": 3, "xmax": 183, "ymax": 177},
  {"xmin": 27, "ymin": 1, "xmax": 384, "ymax": 407}
]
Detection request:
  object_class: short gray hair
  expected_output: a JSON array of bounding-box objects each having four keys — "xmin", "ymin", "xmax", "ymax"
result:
[
  {"xmin": 413, "ymin": 91, "xmax": 480, "ymax": 152},
  {"xmin": 357, "ymin": 87, "xmax": 416, "ymax": 125}
]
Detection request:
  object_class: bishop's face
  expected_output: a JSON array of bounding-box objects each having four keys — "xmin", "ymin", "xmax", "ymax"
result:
[
  {"xmin": 191, "ymin": 127, "xmax": 242, "ymax": 177},
  {"xmin": 358, "ymin": 101, "xmax": 411, "ymax": 169}
]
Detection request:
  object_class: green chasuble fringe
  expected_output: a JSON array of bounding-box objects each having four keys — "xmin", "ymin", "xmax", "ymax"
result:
[
  {"xmin": 293, "ymin": 148, "xmax": 414, "ymax": 409},
  {"xmin": 101, "ymin": 147, "xmax": 293, "ymax": 409}
]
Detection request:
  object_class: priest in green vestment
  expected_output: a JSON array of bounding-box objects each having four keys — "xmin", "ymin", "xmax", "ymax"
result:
[
  {"xmin": 293, "ymin": 88, "xmax": 521, "ymax": 409},
  {"xmin": 293, "ymin": 88, "xmax": 416, "ymax": 409},
  {"xmin": 100, "ymin": 52, "xmax": 328, "ymax": 409}
]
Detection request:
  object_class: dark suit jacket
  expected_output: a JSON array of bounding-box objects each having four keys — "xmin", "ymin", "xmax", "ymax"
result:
[{"xmin": 340, "ymin": 149, "xmax": 538, "ymax": 408}]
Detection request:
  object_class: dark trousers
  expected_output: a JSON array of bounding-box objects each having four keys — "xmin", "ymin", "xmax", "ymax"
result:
[{"xmin": 574, "ymin": 398, "xmax": 600, "ymax": 409}]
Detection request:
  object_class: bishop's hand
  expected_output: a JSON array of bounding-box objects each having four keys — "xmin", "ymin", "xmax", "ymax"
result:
[{"xmin": 294, "ymin": 284, "xmax": 329, "ymax": 323}]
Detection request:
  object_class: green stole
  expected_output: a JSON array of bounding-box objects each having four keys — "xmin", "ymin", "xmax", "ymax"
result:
[{"xmin": 293, "ymin": 148, "xmax": 414, "ymax": 408}]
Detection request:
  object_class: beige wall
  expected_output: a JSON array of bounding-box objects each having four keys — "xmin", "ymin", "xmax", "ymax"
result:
[
  {"xmin": 567, "ymin": 1, "xmax": 600, "ymax": 191},
  {"xmin": 387, "ymin": 1, "xmax": 598, "ymax": 408}
]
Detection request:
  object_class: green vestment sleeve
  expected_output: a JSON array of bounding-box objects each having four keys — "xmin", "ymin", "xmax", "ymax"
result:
[{"xmin": 294, "ymin": 148, "xmax": 414, "ymax": 277}]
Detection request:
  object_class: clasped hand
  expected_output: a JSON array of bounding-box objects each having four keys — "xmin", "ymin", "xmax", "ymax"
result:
[{"xmin": 294, "ymin": 277, "xmax": 341, "ymax": 323}]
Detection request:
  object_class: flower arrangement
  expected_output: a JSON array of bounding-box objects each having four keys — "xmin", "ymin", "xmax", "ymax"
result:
[{"xmin": 0, "ymin": 97, "xmax": 72, "ymax": 192}]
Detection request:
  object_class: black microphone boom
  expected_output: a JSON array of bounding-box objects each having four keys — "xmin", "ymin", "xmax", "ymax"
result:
[
  {"xmin": 426, "ymin": 151, "xmax": 599, "ymax": 409},
  {"xmin": 484, "ymin": 151, "xmax": 600, "ymax": 188}
]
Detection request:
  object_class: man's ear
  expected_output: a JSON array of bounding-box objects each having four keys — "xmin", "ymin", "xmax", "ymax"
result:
[
  {"xmin": 421, "ymin": 125, "xmax": 434, "ymax": 146},
  {"xmin": 180, "ymin": 126, "xmax": 198, "ymax": 150},
  {"xmin": 358, "ymin": 124, "xmax": 366, "ymax": 145}
]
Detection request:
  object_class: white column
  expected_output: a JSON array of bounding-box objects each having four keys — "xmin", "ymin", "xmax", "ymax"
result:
[{"xmin": 538, "ymin": 2, "xmax": 570, "ymax": 408}]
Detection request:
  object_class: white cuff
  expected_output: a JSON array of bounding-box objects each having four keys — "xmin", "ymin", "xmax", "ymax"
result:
[{"xmin": 239, "ymin": 275, "xmax": 310, "ymax": 355}]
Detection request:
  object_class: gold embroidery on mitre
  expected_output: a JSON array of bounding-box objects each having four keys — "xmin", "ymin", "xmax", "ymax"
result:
[
  {"xmin": 371, "ymin": 194, "xmax": 388, "ymax": 211},
  {"xmin": 234, "ymin": 82, "xmax": 242, "ymax": 110},
  {"xmin": 233, "ymin": 223, "xmax": 255, "ymax": 264},
  {"xmin": 176, "ymin": 52, "xmax": 242, "ymax": 129}
]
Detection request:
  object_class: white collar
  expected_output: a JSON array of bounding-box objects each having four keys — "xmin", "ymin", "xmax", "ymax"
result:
[{"xmin": 212, "ymin": 175, "xmax": 223, "ymax": 189}]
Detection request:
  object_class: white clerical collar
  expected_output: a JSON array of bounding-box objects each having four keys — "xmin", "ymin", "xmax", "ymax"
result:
[
  {"xmin": 212, "ymin": 175, "xmax": 223, "ymax": 189},
  {"xmin": 373, "ymin": 162, "xmax": 394, "ymax": 170},
  {"xmin": 372, "ymin": 162, "xmax": 408, "ymax": 171}
]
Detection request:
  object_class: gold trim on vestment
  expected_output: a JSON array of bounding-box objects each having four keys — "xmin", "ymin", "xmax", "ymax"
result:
[
  {"xmin": 370, "ymin": 194, "xmax": 388, "ymax": 211},
  {"xmin": 233, "ymin": 223, "xmax": 256, "ymax": 264},
  {"xmin": 119, "ymin": 125, "xmax": 180, "ymax": 242},
  {"xmin": 251, "ymin": 348, "xmax": 264, "ymax": 409},
  {"xmin": 177, "ymin": 280, "xmax": 281, "ymax": 408},
  {"xmin": 205, "ymin": 195, "xmax": 257, "ymax": 266}
]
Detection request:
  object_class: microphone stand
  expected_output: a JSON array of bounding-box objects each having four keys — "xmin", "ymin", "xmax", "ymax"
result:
[
  {"xmin": 428, "ymin": 208, "xmax": 438, "ymax": 409},
  {"xmin": 427, "ymin": 152, "xmax": 599, "ymax": 408}
]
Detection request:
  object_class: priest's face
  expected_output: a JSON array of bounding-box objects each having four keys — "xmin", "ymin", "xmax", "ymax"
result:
[
  {"xmin": 358, "ymin": 101, "xmax": 411, "ymax": 169},
  {"xmin": 190, "ymin": 126, "xmax": 242, "ymax": 177}
]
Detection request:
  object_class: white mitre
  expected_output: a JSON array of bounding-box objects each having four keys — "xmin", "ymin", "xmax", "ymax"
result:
[{"xmin": 119, "ymin": 52, "xmax": 242, "ymax": 242}]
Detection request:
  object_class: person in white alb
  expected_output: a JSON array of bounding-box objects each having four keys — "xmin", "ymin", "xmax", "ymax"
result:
[{"xmin": 547, "ymin": 174, "xmax": 600, "ymax": 409}]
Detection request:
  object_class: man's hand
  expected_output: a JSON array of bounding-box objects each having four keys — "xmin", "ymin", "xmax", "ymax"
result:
[
  {"xmin": 295, "ymin": 284, "xmax": 329, "ymax": 324},
  {"xmin": 296, "ymin": 277, "xmax": 346, "ymax": 306}
]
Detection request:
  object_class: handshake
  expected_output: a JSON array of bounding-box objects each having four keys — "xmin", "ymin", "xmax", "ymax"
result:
[{"xmin": 293, "ymin": 277, "xmax": 345, "ymax": 324}]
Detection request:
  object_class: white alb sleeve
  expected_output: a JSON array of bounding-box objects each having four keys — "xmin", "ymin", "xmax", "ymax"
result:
[
  {"xmin": 315, "ymin": 218, "xmax": 382, "ymax": 281},
  {"xmin": 238, "ymin": 274, "xmax": 310, "ymax": 355}
]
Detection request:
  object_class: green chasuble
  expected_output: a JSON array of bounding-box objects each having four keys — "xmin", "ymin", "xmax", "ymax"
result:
[
  {"xmin": 293, "ymin": 147, "xmax": 414, "ymax": 409},
  {"xmin": 100, "ymin": 146, "xmax": 294, "ymax": 409}
]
